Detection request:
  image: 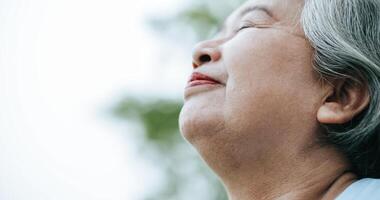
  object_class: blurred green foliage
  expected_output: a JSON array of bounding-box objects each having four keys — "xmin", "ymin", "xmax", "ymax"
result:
[
  {"xmin": 113, "ymin": 0, "xmax": 245, "ymax": 199},
  {"xmin": 114, "ymin": 98, "xmax": 182, "ymax": 149}
]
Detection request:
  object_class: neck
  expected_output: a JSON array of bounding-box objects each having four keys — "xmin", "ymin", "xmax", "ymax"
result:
[{"xmin": 220, "ymin": 146, "xmax": 356, "ymax": 200}]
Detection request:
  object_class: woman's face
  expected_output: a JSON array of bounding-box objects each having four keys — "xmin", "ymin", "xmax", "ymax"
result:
[{"xmin": 179, "ymin": 0, "xmax": 324, "ymax": 170}]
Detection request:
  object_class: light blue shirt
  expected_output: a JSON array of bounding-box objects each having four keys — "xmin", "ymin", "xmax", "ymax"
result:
[{"xmin": 336, "ymin": 178, "xmax": 380, "ymax": 200}]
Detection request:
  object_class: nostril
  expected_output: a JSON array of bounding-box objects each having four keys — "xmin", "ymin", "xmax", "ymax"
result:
[
  {"xmin": 199, "ymin": 54, "xmax": 211, "ymax": 63},
  {"xmin": 192, "ymin": 62, "xmax": 199, "ymax": 69}
]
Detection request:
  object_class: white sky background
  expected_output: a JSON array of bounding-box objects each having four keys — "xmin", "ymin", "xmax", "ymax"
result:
[{"xmin": 0, "ymin": 0, "xmax": 193, "ymax": 199}]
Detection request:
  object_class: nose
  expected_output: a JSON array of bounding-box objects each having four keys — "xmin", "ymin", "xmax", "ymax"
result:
[{"xmin": 192, "ymin": 40, "xmax": 222, "ymax": 69}]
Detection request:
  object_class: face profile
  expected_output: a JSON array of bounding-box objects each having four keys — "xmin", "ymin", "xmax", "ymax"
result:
[
  {"xmin": 179, "ymin": 0, "xmax": 380, "ymax": 199},
  {"xmin": 181, "ymin": 0, "xmax": 321, "ymax": 177}
]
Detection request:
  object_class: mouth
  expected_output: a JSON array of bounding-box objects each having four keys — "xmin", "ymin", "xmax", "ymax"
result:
[{"xmin": 187, "ymin": 72, "xmax": 222, "ymax": 88}]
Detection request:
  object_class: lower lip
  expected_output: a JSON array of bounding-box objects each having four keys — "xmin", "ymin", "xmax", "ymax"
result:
[
  {"xmin": 184, "ymin": 80, "xmax": 223, "ymax": 99},
  {"xmin": 186, "ymin": 80, "xmax": 220, "ymax": 88}
]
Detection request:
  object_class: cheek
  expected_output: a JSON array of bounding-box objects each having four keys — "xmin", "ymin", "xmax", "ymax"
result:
[{"xmin": 222, "ymin": 30, "xmax": 319, "ymax": 135}]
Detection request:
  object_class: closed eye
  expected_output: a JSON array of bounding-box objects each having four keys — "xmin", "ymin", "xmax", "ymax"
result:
[
  {"xmin": 236, "ymin": 24, "xmax": 258, "ymax": 33},
  {"xmin": 238, "ymin": 25, "xmax": 252, "ymax": 31},
  {"xmin": 236, "ymin": 22, "xmax": 271, "ymax": 33}
]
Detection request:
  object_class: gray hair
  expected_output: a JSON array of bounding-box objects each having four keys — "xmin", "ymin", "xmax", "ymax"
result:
[{"xmin": 301, "ymin": 0, "xmax": 380, "ymax": 178}]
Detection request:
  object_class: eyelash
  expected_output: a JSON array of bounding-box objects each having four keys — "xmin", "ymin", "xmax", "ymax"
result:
[
  {"xmin": 236, "ymin": 24, "xmax": 256, "ymax": 33},
  {"xmin": 238, "ymin": 25, "xmax": 252, "ymax": 31},
  {"xmin": 236, "ymin": 20, "xmax": 262, "ymax": 32}
]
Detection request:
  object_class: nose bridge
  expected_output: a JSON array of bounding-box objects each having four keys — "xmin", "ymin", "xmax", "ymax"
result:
[{"xmin": 192, "ymin": 38, "xmax": 222, "ymax": 69}]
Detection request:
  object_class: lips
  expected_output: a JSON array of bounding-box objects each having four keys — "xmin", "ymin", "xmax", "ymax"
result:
[{"xmin": 187, "ymin": 72, "xmax": 221, "ymax": 88}]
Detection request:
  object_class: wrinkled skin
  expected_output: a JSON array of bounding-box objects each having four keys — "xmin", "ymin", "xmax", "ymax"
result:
[
  {"xmin": 179, "ymin": 0, "xmax": 365, "ymax": 199},
  {"xmin": 181, "ymin": 0, "xmax": 320, "ymax": 177}
]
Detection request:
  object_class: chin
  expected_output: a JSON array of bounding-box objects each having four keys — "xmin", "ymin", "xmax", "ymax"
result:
[
  {"xmin": 179, "ymin": 104, "xmax": 244, "ymax": 177},
  {"xmin": 179, "ymin": 99, "xmax": 225, "ymax": 144},
  {"xmin": 180, "ymin": 88, "xmax": 226, "ymax": 140}
]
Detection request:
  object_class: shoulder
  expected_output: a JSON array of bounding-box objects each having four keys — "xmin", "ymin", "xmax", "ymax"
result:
[{"xmin": 336, "ymin": 178, "xmax": 380, "ymax": 200}]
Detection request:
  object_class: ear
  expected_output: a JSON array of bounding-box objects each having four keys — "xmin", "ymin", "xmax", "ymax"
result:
[{"xmin": 317, "ymin": 79, "xmax": 370, "ymax": 124}]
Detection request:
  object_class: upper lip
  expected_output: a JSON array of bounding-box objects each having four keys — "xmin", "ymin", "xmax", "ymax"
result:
[{"xmin": 188, "ymin": 72, "xmax": 222, "ymax": 84}]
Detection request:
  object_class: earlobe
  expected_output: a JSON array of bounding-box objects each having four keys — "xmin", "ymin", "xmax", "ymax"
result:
[
  {"xmin": 317, "ymin": 102, "xmax": 352, "ymax": 124},
  {"xmin": 317, "ymin": 80, "xmax": 370, "ymax": 125}
]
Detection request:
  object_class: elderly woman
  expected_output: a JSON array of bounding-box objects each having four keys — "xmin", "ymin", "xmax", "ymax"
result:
[{"xmin": 179, "ymin": 0, "xmax": 380, "ymax": 199}]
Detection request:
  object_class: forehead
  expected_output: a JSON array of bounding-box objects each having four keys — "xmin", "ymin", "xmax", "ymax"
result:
[{"xmin": 226, "ymin": 0, "xmax": 304, "ymax": 25}]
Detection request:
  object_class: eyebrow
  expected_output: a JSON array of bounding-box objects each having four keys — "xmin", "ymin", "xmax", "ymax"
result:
[{"xmin": 217, "ymin": 5, "xmax": 276, "ymax": 35}]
